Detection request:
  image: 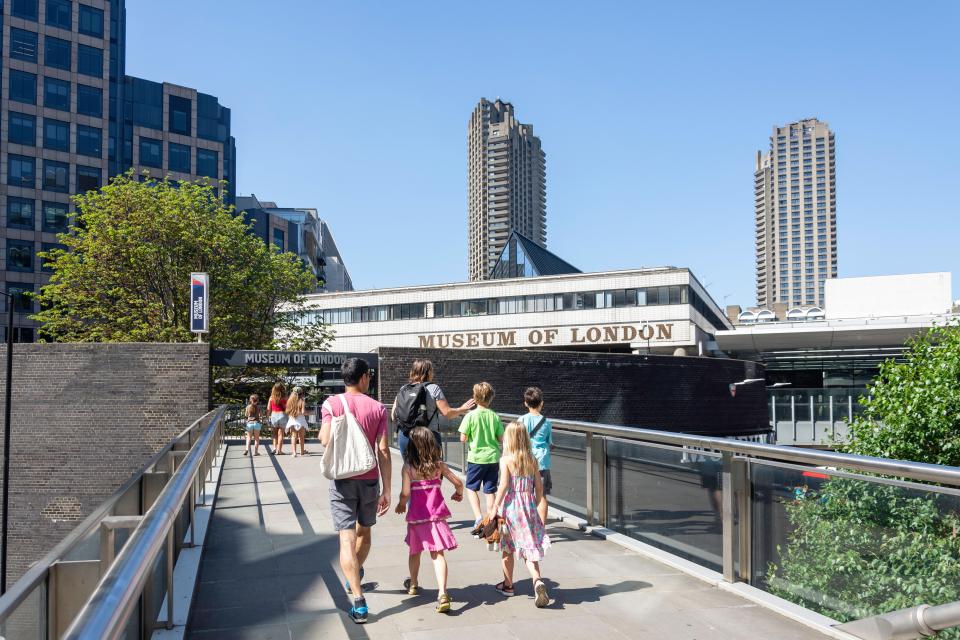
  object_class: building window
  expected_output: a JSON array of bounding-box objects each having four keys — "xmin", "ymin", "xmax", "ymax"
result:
[
  {"xmin": 76, "ymin": 125, "xmax": 102, "ymax": 156},
  {"xmin": 168, "ymin": 95, "xmax": 192, "ymax": 135},
  {"xmin": 41, "ymin": 242, "xmax": 66, "ymax": 272},
  {"xmin": 45, "ymin": 35, "xmax": 71, "ymax": 70},
  {"xmin": 77, "ymin": 44, "xmax": 102, "ymax": 77},
  {"xmin": 10, "ymin": 28, "xmax": 39, "ymax": 62},
  {"xmin": 12, "ymin": 0, "xmax": 39, "ymax": 19},
  {"xmin": 76, "ymin": 166, "xmax": 100, "ymax": 193},
  {"xmin": 78, "ymin": 4, "xmax": 103, "ymax": 37},
  {"xmin": 9, "ymin": 113, "xmax": 37, "ymax": 146},
  {"xmin": 7, "ymin": 198, "xmax": 35, "ymax": 230},
  {"xmin": 44, "ymin": 77, "xmax": 70, "ymax": 110},
  {"xmin": 273, "ymin": 228, "xmax": 285, "ymax": 251},
  {"xmin": 43, "ymin": 118, "xmax": 70, "ymax": 151},
  {"xmin": 7, "ymin": 283, "xmax": 35, "ymax": 313},
  {"xmin": 139, "ymin": 137, "xmax": 162, "ymax": 168},
  {"xmin": 77, "ymin": 84, "xmax": 102, "ymax": 117},
  {"xmin": 9, "ymin": 70, "xmax": 38, "ymax": 105},
  {"xmin": 197, "ymin": 149, "xmax": 218, "ymax": 178},
  {"xmin": 43, "ymin": 160, "xmax": 70, "ymax": 192},
  {"xmin": 46, "ymin": 0, "xmax": 72, "ymax": 28},
  {"xmin": 8, "ymin": 156, "xmax": 36, "ymax": 188},
  {"xmin": 42, "ymin": 202, "xmax": 69, "ymax": 232},
  {"xmin": 6, "ymin": 240, "xmax": 35, "ymax": 273},
  {"xmin": 168, "ymin": 142, "xmax": 191, "ymax": 172}
]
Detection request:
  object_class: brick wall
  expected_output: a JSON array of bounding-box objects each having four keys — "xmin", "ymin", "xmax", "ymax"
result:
[
  {"xmin": 0, "ymin": 343, "xmax": 209, "ymax": 584},
  {"xmin": 377, "ymin": 347, "xmax": 766, "ymax": 436}
]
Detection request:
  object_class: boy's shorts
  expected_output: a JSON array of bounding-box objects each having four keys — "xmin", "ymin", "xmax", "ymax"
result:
[
  {"xmin": 539, "ymin": 469, "xmax": 552, "ymax": 495},
  {"xmin": 466, "ymin": 462, "xmax": 499, "ymax": 494}
]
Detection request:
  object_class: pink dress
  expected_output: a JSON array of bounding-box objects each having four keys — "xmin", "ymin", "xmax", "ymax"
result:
[{"xmin": 405, "ymin": 476, "xmax": 458, "ymax": 554}]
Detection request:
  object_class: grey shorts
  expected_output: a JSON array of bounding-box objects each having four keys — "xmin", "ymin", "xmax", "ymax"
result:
[
  {"xmin": 540, "ymin": 469, "xmax": 552, "ymax": 495},
  {"xmin": 329, "ymin": 478, "xmax": 380, "ymax": 531}
]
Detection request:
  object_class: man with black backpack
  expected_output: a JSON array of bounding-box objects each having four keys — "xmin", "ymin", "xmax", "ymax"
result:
[{"xmin": 392, "ymin": 359, "xmax": 476, "ymax": 461}]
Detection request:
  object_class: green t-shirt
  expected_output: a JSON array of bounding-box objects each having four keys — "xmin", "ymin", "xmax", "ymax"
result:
[{"xmin": 458, "ymin": 406, "xmax": 504, "ymax": 464}]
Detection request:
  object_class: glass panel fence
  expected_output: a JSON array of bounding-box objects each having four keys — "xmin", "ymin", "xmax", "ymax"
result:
[
  {"xmin": 0, "ymin": 582, "xmax": 46, "ymax": 640},
  {"xmin": 550, "ymin": 432, "xmax": 588, "ymax": 519},
  {"xmin": 605, "ymin": 440, "xmax": 723, "ymax": 572},
  {"xmin": 751, "ymin": 460, "xmax": 960, "ymax": 632}
]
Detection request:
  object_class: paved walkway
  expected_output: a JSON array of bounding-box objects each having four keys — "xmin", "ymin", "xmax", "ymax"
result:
[{"xmin": 187, "ymin": 443, "xmax": 828, "ymax": 639}]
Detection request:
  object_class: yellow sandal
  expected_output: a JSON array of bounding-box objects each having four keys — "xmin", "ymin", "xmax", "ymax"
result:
[{"xmin": 437, "ymin": 593, "xmax": 451, "ymax": 613}]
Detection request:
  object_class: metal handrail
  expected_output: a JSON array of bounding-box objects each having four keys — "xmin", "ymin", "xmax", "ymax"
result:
[
  {"xmin": 62, "ymin": 406, "xmax": 226, "ymax": 640},
  {"xmin": 0, "ymin": 409, "xmax": 217, "ymax": 625},
  {"xmin": 497, "ymin": 413, "xmax": 960, "ymax": 487}
]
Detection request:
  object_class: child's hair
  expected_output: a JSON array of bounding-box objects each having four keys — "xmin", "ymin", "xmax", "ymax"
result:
[
  {"xmin": 270, "ymin": 382, "xmax": 286, "ymax": 404},
  {"xmin": 503, "ymin": 422, "xmax": 537, "ymax": 477},
  {"xmin": 285, "ymin": 391, "xmax": 305, "ymax": 417},
  {"xmin": 406, "ymin": 426, "xmax": 442, "ymax": 480},
  {"xmin": 524, "ymin": 386, "xmax": 543, "ymax": 408},
  {"xmin": 248, "ymin": 394, "xmax": 259, "ymax": 404},
  {"xmin": 473, "ymin": 382, "xmax": 494, "ymax": 406}
]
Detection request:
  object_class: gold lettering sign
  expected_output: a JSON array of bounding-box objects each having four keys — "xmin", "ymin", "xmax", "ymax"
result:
[{"xmin": 417, "ymin": 323, "xmax": 676, "ymax": 349}]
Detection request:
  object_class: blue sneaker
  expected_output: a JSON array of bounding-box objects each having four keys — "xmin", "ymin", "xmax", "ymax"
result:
[
  {"xmin": 344, "ymin": 567, "xmax": 365, "ymax": 593},
  {"xmin": 349, "ymin": 597, "xmax": 368, "ymax": 624}
]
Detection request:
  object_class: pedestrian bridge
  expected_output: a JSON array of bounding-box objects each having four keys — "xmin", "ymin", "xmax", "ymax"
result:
[{"xmin": 1, "ymin": 408, "xmax": 958, "ymax": 640}]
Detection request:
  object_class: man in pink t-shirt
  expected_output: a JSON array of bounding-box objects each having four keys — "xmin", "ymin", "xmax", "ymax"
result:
[{"xmin": 319, "ymin": 357, "xmax": 391, "ymax": 624}]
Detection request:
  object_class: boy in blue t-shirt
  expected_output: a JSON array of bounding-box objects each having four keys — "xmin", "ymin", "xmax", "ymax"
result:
[{"xmin": 519, "ymin": 386, "xmax": 552, "ymax": 525}]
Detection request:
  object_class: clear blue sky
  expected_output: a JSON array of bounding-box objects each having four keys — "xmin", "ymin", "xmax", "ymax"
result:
[{"xmin": 126, "ymin": 1, "xmax": 960, "ymax": 306}]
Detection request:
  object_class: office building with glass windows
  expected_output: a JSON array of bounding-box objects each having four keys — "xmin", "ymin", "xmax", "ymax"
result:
[
  {"xmin": 297, "ymin": 267, "xmax": 731, "ymax": 355},
  {"xmin": 1, "ymin": 0, "xmax": 235, "ymax": 341},
  {"xmin": 755, "ymin": 118, "xmax": 837, "ymax": 309}
]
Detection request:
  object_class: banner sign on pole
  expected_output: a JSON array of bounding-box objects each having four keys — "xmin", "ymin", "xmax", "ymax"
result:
[{"xmin": 190, "ymin": 272, "xmax": 209, "ymax": 334}]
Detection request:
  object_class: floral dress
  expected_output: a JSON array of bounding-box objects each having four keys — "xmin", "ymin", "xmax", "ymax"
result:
[{"xmin": 500, "ymin": 473, "xmax": 550, "ymax": 561}]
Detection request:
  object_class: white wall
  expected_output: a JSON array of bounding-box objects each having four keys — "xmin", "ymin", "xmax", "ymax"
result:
[{"xmin": 825, "ymin": 272, "xmax": 952, "ymax": 319}]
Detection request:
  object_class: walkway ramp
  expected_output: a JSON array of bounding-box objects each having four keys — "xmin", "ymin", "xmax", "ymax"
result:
[{"xmin": 186, "ymin": 446, "xmax": 826, "ymax": 639}]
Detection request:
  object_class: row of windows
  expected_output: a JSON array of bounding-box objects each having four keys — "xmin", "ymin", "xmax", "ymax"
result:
[
  {"xmin": 6, "ymin": 197, "xmax": 71, "ymax": 232},
  {"xmin": 4, "ymin": 281, "xmax": 35, "ymax": 314},
  {"xmin": 300, "ymin": 285, "xmax": 729, "ymax": 332},
  {"xmin": 7, "ymin": 32, "xmax": 103, "ymax": 76},
  {"xmin": 5, "ymin": 239, "xmax": 65, "ymax": 273},
  {"xmin": 136, "ymin": 138, "xmax": 217, "ymax": 176},
  {"xmin": 9, "ymin": 0, "xmax": 104, "ymax": 37},
  {"xmin": 7, "ymin": 72, "xmax": 104, "ymax": 112},
  {"xmin": 6, "ymin": 156, "xmax": 100, "ymax": 194},
  {"xmin": 7, "ymin": 113, "xmax": 103, "ymax": 154}
]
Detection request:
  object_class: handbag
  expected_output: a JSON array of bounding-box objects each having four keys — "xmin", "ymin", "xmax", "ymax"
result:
[{"xmin": 320, "ymin": 395, "xmax": 378, "ymax": 480}]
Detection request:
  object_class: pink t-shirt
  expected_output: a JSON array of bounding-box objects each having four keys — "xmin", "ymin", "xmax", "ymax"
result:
[{"xmin": 321, "ymin": 393, "xmax": 387, "ymax": 481}]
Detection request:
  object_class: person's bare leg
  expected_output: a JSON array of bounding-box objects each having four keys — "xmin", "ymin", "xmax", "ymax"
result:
[
  {"xmin": 289, "ymin": 430, "xmax": 297, "ymax": 455},
  {"xmin": 355, "ymin": 525, "xmax": 372, "ymax": 566},
  {"xmin": 243, "ymin": 430, "xmax": 251, "ymax": 454},
  {"xmin": 466, "ymin": 489, "xmax": 483, "ymax": 521},
  {"xmin": 525, "ymin": 558, "xmax": 542, "ymax": 582},
  {"xmin": 275, "ymin": 429, "xmax": 283, "ymax": 454},
  {"xmin": 339, "ymin": 528, "xmax": 362, "ymax": 598},
  {"xmin": 501, "ymin": 550, "xmax": 514, "ymax": 587},
  {"xmin": 537, "ymin": 496, "xmax": 548, "ymax": 526},
  {"xmin": 484, "ymin": 492, "xmax": 496, "ymax": 515},
  {"xmin": 408, "ymin": 552, "xmax": 421, "ymax": 588},
  {"xmin": 431, "ymin": 551, "xmax": 448, "ymax": 593},
  {"xmin": 253, "ymin": 431, "xmax": 261, "ymax": 454},
  {"xmin": 299, "ymin": 430, "xmax": 306, "ymax": 455}
]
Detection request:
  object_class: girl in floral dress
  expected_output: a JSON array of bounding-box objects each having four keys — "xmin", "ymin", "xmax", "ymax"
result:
[
  {"xmin": 396, "ymin": 427, "xmax": 464, "ymax": 613},
  {"xmin": 487, "ymin": 421, "xmax": 551, "ymax": 607}
]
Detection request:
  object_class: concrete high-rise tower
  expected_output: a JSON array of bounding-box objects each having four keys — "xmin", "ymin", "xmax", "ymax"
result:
[
  {"xmin": 755, "ymin": 118, "xmax": 837, "ymax": 308},
  {"xmin": 467, "ymin": 98, "xmax": 546, "ymax": 281}
]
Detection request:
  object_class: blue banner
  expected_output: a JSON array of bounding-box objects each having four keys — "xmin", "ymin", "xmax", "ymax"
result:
[{"xmin": 190, "ymin": 272, "xmax": 208, "ymax": 333}]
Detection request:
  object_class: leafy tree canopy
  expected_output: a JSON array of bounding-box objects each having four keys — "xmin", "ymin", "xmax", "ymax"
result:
[{"xmin": 33, "ymin": 172, "xmax": 332, "ymax": 351}]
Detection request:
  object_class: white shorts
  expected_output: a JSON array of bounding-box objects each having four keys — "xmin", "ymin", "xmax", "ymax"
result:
[
  {"xmin": 270, "ymin": 412, "xmax": 286, "ymax": 428},
  {"xmin": 287, "ymin": 417, "xmax": 308, "ymax": 432}
]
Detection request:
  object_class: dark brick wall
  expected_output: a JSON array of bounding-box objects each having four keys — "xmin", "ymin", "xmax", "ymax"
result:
[
  {"xmin": 0, "ymin": 343, "xmax": 209, "ymax": 584},
  {"xmin": 377, "ymin": 347, "xmax": 766, "ymax": 436}
]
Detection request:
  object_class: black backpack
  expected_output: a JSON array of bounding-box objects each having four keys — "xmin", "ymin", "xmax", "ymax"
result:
[{"xmin": 394, "ymin": 383, "xmax": 438, "ymax": 436}]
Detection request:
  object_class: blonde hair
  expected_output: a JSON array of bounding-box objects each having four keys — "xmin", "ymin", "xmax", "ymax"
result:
[
  {"xmin": 503, "ymin": 422, "xmax": 537, "ymax": 477},
  {"xmin": 285, "ymin": 391, "xmax": 305, "ymax": 417},
  {"xmin": 270, "ymin": 382, "xmax": 286, "ymax": 405},
  {"xmin": 473, "ymin": 381, "xmax": 494, "ymax": 406}
]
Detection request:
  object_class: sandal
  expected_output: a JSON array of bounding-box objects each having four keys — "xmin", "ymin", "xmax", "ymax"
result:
[
  {"xmin": 495, "ymin": 580, "xmax": 514, "ymax": 597},
  {"xmin": 437, "ymin": 593, "xmax": 451, "ymax": 613},
  {"xmin": 403, "ymin": 577, "xmax": 420, "ymax": 595}
]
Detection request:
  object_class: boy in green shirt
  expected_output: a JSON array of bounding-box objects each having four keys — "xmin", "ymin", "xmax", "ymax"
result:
[{"xmin": 458, "ymin": 382, "xmax": 504, "ymax": 531}]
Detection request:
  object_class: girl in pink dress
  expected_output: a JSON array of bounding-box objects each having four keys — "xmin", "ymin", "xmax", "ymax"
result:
[{"xmin": 396, "ymin": 427, "xmax": 464, "ymax": 613}]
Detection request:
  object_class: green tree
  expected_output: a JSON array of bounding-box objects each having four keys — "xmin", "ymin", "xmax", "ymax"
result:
[
  {"xmin": 769, "ymin": 321, "xmax": 960, "ymax": 636},
  {"xmin": 33, "ymin": 172, "xmax": 332, "ymax": 350}
]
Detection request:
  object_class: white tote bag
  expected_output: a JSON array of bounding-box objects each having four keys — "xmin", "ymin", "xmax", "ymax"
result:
[{"xmin": 320, "ymin": 395, "xmax": 378, "ymax": 480}]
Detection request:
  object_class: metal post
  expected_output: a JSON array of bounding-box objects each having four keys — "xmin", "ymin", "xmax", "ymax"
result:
[
  {"xmin": 1, "ymin": 295, "xmax": 14, "ymax": 595},
  {"xmin": 591, "ymin": 436, "xmax": 607, "ymax": 527},
  {"xmin": 829, "ymin": 395, "xmax": 835, "ymax": 439},
  {"xmin": 848, "ymin": 395, "xmax": 853, "ymax": 423},
  {"xmin": 790, "ymin": 396, "xmax": 797, "ymax": 443},
  {"xmin": 188, "ymin": 484, "xmax": 195, "ymax": 548},
  {"xmin": 721, "ymin": 451, "xmax": 735, "ymax": 582},
  {"xmin": 733, "ymin": 457, "xmax": 752, "ymax": 583},
  {"xmin": 585, "ymin": 433, "xmax": 594, "ymax": 525},
  {"xmin": 809, "ymin": 396, "xmax": 815, "ymax": 443},
  {"xmin": 165, "ymin": 528, "xmax": 174, "ymax": 630}
]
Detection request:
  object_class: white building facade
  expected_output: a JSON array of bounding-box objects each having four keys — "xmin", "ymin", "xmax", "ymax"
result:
[{"xmin": 300, "ymin": 268, "xmax": 731, "ymax": 355}]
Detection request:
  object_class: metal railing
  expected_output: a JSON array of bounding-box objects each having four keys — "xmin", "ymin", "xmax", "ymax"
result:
[
  {"xmin": 495, "ymin": 412, "xmax": 960, "ymax": 640},
  {"xmin": 0, "ymin": 406, "xmax": 226, "ymax": 640}
]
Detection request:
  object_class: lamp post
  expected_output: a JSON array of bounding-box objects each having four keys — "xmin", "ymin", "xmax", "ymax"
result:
[{"xmin": 1, "ymin": 290, "xmax": 15, "ymax": 595}]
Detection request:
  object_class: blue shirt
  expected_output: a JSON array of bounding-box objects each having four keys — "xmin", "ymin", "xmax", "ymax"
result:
[{"xmin": 519, "ymin": 413, "xmax": 552, "ymax": 470}]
